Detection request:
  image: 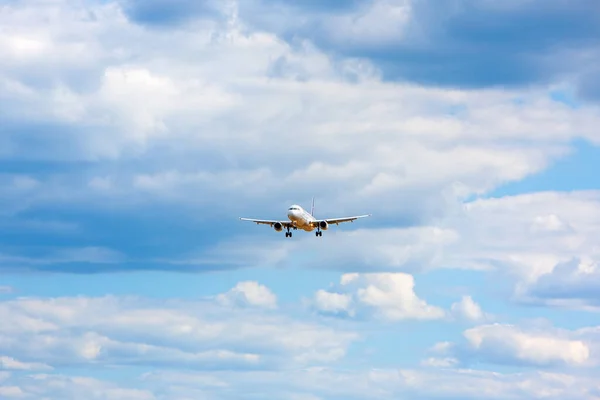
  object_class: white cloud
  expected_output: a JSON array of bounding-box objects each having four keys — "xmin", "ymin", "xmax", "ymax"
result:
[
  {"xmin": 451, "ymin": 296, "xmax": 488, "ymax": 322},
  {"xmin": 350, "ymin": 273, "xmax": 445, "ymax": 320},
  {"xmin": 311, "ymin": 273, "xmax": 445, "ymax": 321},
  {"xmin": 125, "ymin": 367, "xmax": 600, "ymax": 400},
  {"xmin": 0, "ymin": 374, "xmax": 155, "ymax": 400},
  {"xmin": 324, "ymin": 0, "xmax": 413, "ymax": 46},
  {"xmin": 453, "ymin": 192, "xmax": 600, "ymax": 308},
  {"xmin": 464, "ymin": 324, "xmax": 590, "ymax": 367},
  {"xmin": 312, "ymin": 290, "xmax": 353, "ymax": 316},
  {"xmin": 431, "ymin": 322, "xmax": 599, "ymax": 369},
  {"xmin": 216, "ymin": 281, "xmax": 278, "ymax": 309},
  {"xmin": 0, "ymin": 285, "xmax": 356, "ymax": 369},
  {"xmin": 429, "ymin": 341, "xmax": 454, "ymax": 354},
  {"xmin": 420, "ymin": 357, "xmax": 459, "ymax": 368},
  {"xmin": 0, "ymin": 356, "xmax": 52, "ymax": 371},
  {"xmin": 517, "ymin": 257, "xmax": 600, "ymax": 310}
]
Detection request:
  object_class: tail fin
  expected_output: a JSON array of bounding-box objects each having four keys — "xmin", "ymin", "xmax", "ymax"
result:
[{"xmin": 311, "ymin": 197, "xmax": 315, "ymax": 217}]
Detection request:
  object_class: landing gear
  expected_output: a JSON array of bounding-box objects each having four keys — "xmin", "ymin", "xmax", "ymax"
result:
[
  {"xmin": 315, "ymin": 230, "xmax": 322, "ymax": 237},
  {"xmin": 285, "ymin": 227, "xmax": 292, "ymax": 238}
]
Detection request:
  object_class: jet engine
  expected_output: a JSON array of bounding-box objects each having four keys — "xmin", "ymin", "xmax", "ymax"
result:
[
  {"xmin": 319, "ymin": 221, "xmax": 329, "ymax": 230},
  {"xmin": 273, "ymin": 222, "xmax": 283, "ymax": 232}
]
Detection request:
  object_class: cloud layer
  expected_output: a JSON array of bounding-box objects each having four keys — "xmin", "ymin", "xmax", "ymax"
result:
[
  {"xmin": 0, "ymin": 288, "xmax": 358, "ymax": 370},
  {"xmin": 2, "ymin": 285, "xmax": 600, "ymax": 399},
  {"xmin": 2, "ymin": 365, "xmax": 600, "ymax": 400},
  {"xmin": 240, "ymin": 0, "xmax": 600, "ymax": 97},
  {"xmin": 2, "ymin": 0, "xmax": 600, "ymax": 276}
]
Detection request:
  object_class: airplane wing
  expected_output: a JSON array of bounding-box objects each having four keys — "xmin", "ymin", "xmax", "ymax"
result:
[
  {"xmin": 239, "ymin": 218, "xmax": 293, "ymax": 227},
  {"xmin": 314, "ymin": 214, "xmax": 371, "ymax": 225}
]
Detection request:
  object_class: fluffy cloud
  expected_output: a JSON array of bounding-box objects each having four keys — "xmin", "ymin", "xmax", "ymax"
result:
[
  {"xmin": 454, "ymin": 191, "xmax": 600, "ymax": 308},
  {"xmin": 310, "ymin": 273, "xmax": 445, "ymax": 321},
  {"xmin": 310, "ymin": 273, "xmax": 494, "ymax": 325},
  {"xmin": 429, "ymin": 322, "xmax": 600, "ymax": 369},
  {"xmin": 464, "ymin": 324, "xmax": 591, "ymax": 367},
  {"xmin": 518, "ymin": 257, "xmax": 600, "ymax": 310},
  {"xmin": 450, "ymin": 295, "xmax": 488, "ymax": 322},
  {"xmin": 312, "ymin": 290, "xmax": 354, "ymax": 316},
  {"xmin": 216, "ymin": 280, "xmax": 278, "ymax": 309},
  {"xmin": 0, "ymin": 284, "xmax": 357, "ymax": 370}
]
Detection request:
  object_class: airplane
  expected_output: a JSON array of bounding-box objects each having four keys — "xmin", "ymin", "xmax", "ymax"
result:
[{"xmin": 239, "ymin": 198, "xmax": 371, "ymax": 237}]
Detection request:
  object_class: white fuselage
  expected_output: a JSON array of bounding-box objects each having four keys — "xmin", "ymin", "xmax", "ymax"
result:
[{"xmin": 287, "ymin": 204, "xmax": 316, "ymax": 231}]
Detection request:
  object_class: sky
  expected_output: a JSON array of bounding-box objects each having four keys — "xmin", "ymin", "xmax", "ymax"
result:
[{"xmin": 1, "ymin": 0, "xmax": 600, "ymax": 398}]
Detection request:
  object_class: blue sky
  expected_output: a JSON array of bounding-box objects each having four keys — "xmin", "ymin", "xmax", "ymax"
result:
[{"xmin": 1, "ymin": 0, "xmax": 600, "ymax": 398}]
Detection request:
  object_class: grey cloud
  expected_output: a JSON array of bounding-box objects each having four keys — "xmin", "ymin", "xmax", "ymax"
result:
[
  {"xmin": 250, "ymin": 0, "xmax": 369, "ymax": 13},
  {"xmin": 240, "ymin": 0, "xmax": 600, "ymax": 96},
  {"xmin": 576, "ymin": 66, "xmax": 600, "ymax": 102},
  {"xmin": 518, "ymin": 257, "xmax": 600, "ymax": 309}
]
